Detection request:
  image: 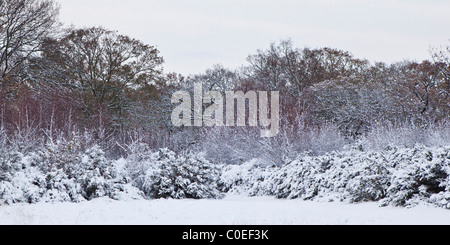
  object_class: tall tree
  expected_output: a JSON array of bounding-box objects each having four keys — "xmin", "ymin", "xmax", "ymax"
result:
[
  {"xmin": 0, "ymin": 0, "xmax": 59, "ymax": 89},
  {"xmin": 37, "ymin": 27, "xmax": 164, "ymax": 131},
  {"xmin": 246, "ymin": 39, "xmax": 369, "ymax": 96},
  {"xmin": 431, "ymin": 44, "xmax": 450, "ymax": 115}
]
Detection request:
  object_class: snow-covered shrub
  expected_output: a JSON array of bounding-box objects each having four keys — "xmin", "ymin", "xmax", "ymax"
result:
[
  {"xmin": 0, "ymin": 152, "xmax": 47, "ymax": 204},
  {"xmin": 269, "ymin": 154, "xmax": 324, "ymax": 200},
  {"xmin": 37, "ymin": 142, "xmax": 143, "ymax": 202},
  {"xmin": 333, "ymin": 151, "xmax": 390, "ymax": 203},
  {"xmin": 141, "ymin": 149, "xmax": 223, "ymax": 199},
  {"xmin": 381, "ymin": 145, "xmax": 450, "ymax": 207},
  {"xmin": 1, "ymin": 132, "xmax": 448, "ymax": 209},
  {"xmin": 0, "ymin": 152, "xmax": 28, "ymax": 204},
  {"xmin": 219, "ymin": 159, "xmax": 276, "ymax": 196},
  {"xmin": 75, "ymin": 146, "xmax": 125, "ymax": 200},
  {"xmin": 38, "ymin": 168, "xmax": 83, "ymax": 203},
  {"xmin": 119, "ymin": 141, "xmax": 159, "ymax": 192},
  {"xmin": 0, "ymin": 141, "xmax": 133, "ymax": 204},
  {"xmin": 219, "ymin": 144, "xmax": 450, "ymax": 208},
  {"xmin": 221, "ymin": 149, "xmax": 391, "ymax": 202}
]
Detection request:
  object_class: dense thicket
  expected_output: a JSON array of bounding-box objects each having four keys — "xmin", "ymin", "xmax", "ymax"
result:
[{"xmin": 2, "ymin": 141, "xmax": 449, "ymax": 209}]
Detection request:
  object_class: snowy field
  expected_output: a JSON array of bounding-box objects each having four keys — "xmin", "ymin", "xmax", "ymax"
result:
[{"xmin": 1, "ymin": 195, "xmax": 450, "ymax": 225}]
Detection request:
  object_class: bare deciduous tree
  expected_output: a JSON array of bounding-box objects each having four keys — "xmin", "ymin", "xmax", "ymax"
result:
[
  {"xmin": 0, "ymin": 0, "xmax": 59, "ymax": 88},
  {"xmin": 37, "ymin": 27, "xmax": 164, "ymax": 131}
]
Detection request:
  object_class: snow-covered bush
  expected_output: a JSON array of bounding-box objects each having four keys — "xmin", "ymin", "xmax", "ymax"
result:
[
  {"xmin": 220, "ymin": 144, "xmax": 450, "ymax": 208},
  {"xmin": 323, "ymin": 150, "xmax": 391, "ymax": 203},
  {"xmin": 269, "ymin": 154, "xmax": 324, "ymax": 200},
  {"xmin": 0, "ymin": 151, "xmax": 76, "ymax": 204},
  {"xmin": 118, "ymin": 141, "xmax": 159, "ymax": 192},
  {"xmin": 1, "ymin": 132, "xmax": 449, "ymax": 209},
  {"xmin": 140, "ymin": 149, "xmax": 223, "ymax": 199},
  {"xmin": 381, "ymin": 145, "xmax": 450, "ymax": 207},
  {"xmin": 343, "ymin": 159, "xmax": 390, "ymax": 203},
  {"xmin": 38, "ymin": 168, "xmax": 83, "ymax": 203},
  {"xmin": 220, "ymin": 149, "xmax": 392, "ymax": 202},
  {"xmin": 219, "ymin": 159, "xmax": 277, "ymax": 196},
  {"xmin": 0, "ymin": 141, "xmax": 134, "ymax": 204},
  {"xmin": 0, "ymin": 152, "xmax": 39, "ymax": 204},
  {"xmin": 75, "ymin": 146, "xmax": 125, "ymax": 200}
]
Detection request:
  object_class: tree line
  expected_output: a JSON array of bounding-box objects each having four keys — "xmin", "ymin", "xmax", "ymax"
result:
[{"xmin": 1, "ymin": 0, "xmax": 449, "ymax": 162}]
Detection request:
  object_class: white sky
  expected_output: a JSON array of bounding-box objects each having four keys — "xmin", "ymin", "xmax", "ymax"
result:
[{"xmin": 56, "ymin": 0, "xmax": 450, "ymax": 76}]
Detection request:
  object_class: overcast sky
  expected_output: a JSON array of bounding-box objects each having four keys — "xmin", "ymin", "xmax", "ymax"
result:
[{"xmin": 57, "ymin": 0, "xmax": 450, "ymax": 76}]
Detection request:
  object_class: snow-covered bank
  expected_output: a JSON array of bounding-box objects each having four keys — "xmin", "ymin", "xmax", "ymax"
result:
[{"xmin": 1, "ymin": 195, "xmax": 450, "ymax": 225}]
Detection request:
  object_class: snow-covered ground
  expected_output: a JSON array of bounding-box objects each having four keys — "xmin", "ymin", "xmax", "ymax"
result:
[{"xmin": 1, "ymin": 195, "xmax": 450, "ymax": 225}]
